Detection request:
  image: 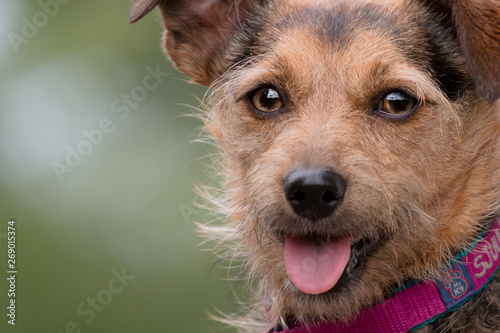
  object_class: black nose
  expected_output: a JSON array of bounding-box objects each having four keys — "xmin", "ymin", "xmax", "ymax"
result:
[{"xmin": 284, "ymin": 168, "xmax": 346, "ymax": 221}]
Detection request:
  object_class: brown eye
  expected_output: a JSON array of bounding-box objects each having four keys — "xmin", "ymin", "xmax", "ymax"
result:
[
  {"xmin": 377, "ymin": 91, "xmax": 417, "ymax": 117},
  {"xmin": 248, "ymin": 86, "xmax": 284, "ymax": 114}
]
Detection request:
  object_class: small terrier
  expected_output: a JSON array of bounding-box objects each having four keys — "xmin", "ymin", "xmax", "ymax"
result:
[{"xmin": 130, "ymin": 0, "xmax": 500, "ymax": 332}]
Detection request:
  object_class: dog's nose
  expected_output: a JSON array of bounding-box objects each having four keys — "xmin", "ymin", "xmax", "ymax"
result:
[{"xmin": 284, "ymin": 169, "xmax": 346, "ymax": 221}]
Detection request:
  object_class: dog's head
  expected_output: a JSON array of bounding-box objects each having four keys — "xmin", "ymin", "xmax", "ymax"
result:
[{"xmin": 131, "ymin": 0, "xmax": 500, "ymax": 326}]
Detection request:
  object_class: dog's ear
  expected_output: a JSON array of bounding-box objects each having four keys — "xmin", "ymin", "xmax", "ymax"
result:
[
  {"xmin": 129, "ymin": 0, "xmax": 261, "ymax": 86},
  {"xmin": 447, "ymin": 0, "xmax": 500, "ymax": 103},
  {"xmin": 129, "ymin": 0, "xmax": 161, "ymax": 24}
]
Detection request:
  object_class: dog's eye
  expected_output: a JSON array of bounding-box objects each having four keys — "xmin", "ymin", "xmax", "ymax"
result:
[
  {"xmin": 377, "ymin": 91, "xmax": 417, "ymax": 118},
  {"xmin": 247, "ymin": 86, "xmax": 284, "ymax": 114}
]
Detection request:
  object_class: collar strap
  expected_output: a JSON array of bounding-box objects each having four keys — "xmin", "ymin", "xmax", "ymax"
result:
[{"xmin": 269, "ymin": 217, "xmax": 500, "ymax": 333}]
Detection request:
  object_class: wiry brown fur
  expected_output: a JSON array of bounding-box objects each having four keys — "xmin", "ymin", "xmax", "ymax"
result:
[{"xmin": 130, "ymin": 0, "xmax": 500, "ymax": 332}]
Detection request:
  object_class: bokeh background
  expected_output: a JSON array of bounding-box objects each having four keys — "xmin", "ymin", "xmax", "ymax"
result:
[{"xmin": 0, "ymin": 0, "xmax": 240, "ymax": 332}]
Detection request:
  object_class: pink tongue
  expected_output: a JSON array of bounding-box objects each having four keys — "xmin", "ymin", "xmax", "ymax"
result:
[{"xmin": 284, "ymin": 236, "xmax": 351, "ymax": 295}]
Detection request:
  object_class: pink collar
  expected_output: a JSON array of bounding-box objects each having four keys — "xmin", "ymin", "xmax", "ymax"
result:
[{"xmin": 268, "ymin": 217, "xmax": 500, "ymax": 333}]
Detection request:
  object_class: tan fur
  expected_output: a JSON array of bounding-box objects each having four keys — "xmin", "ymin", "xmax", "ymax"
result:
[
  {"xmin": 130, "ymin": 0, "xmax": 500, "ymax": 331},
  {"xmin": 208, "ymin": 22, "xmax": 500, "ymax": 327}
]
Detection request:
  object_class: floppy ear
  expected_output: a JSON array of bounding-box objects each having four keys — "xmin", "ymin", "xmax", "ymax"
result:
[
  {"xmin": 451, "ymin": 0, "xmax": 500, "ymax": 103},
  {"xmin": 129, "ymin": 0, "xmax": 261, "ymax": 86},
  {"xmin": 129, "ymin": 0, "xmax": 161, "ymax": 24}
]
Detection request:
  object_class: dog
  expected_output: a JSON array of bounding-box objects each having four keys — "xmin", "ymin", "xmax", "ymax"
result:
[{"xmin": 129, "ymin": 0, "xmax": 500, "ymax": 332}]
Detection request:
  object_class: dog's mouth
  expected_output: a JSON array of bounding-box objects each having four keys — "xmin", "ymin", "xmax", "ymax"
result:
[{"xmin": 283, "ymin": 234, "xmax": 381, "ymax": 295}]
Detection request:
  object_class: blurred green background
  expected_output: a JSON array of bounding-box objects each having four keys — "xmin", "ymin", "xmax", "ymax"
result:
[{"xmin": 0, "ymin": 0, "xmax": 239, "ymax": 332}]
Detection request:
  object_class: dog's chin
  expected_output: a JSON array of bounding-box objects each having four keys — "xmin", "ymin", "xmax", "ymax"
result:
[{"xmin": 264, "ymin": 229, "xmax": 392, "ymax": 325}]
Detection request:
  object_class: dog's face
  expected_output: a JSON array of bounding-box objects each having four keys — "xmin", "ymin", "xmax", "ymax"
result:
[{"xmin": 131, "ymin": 0, "xmax": 500, "ymax": 326}]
